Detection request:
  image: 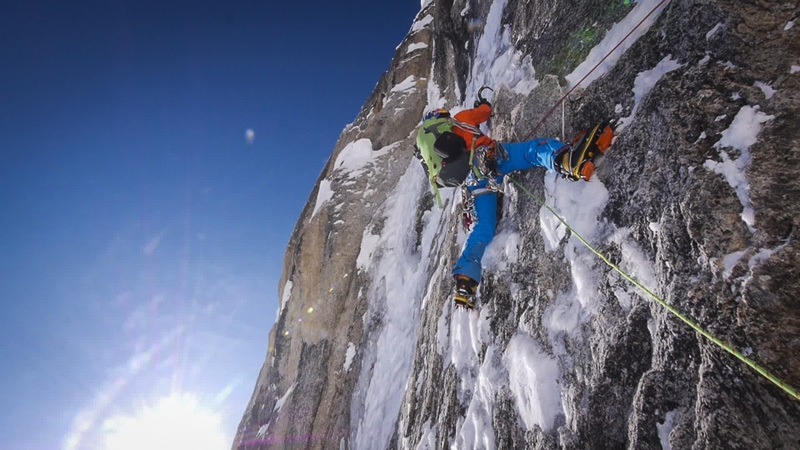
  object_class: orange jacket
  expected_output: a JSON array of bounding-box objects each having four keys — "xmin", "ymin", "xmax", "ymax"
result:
[{"xmin": 452, "ymin": 103, "xmax": 495, "ymax": 150}]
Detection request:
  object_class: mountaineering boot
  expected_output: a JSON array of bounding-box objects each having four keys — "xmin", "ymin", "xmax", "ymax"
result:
[
  {"xmin": 555, "ymin": 121, "xmax": 615, "ymax": 181},
  {"xmin": 453, "ymin": 274, "xmax": 479, "ymax": 309}
]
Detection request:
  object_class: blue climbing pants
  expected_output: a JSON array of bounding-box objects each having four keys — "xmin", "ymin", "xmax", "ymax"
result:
[
  {"xmin": 497, "ymin": 138, "xmax": 563, "ymax": 173},
  {"xmin": 452, "ymin": 138, "xmax": 566, "ymax": 283}
]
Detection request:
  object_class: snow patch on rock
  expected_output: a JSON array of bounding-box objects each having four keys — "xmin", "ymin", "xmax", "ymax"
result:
[{"xmin": 704, "ymin": 105, "xmax": 774, "ymax": 232}]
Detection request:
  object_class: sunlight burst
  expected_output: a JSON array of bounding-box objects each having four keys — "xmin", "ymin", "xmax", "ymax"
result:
[{"xmin": 102, "ymin": 393, "xmax": 228, "ymax": 450}]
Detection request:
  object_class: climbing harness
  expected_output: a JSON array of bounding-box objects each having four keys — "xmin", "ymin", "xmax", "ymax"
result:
[{"xmin": 473, "ymin": 145, "xmax": 499, "ymax": 181}]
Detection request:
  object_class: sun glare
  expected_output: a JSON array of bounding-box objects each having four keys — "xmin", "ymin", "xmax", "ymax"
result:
[{"xmin": 102, "ymin": 393, "xmax": 228, "ymax": 450}]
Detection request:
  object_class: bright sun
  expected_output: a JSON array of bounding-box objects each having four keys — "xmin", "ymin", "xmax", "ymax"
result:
[{"xmin": 102, "ymin": 393, "xmax": 229, "ymax": 450}]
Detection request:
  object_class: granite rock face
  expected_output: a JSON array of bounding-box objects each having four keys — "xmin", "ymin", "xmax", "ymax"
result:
[{"xmin": 233, "ymin": 1, "xmax": 800, "ymax": 449}]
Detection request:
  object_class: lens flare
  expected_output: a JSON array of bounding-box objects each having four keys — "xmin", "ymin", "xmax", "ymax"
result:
[{"xmin": 102, "ymin": 393, "xmax": 228, "ymax": 450}]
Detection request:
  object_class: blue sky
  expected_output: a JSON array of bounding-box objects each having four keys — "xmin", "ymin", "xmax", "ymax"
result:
[{"xmin": 0, "ymin": 1, "xmax": 420, "ymax": 448}]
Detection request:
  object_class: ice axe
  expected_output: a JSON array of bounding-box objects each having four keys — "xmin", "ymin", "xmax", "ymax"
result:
[{"xmin": 476, "ymin": 86, "xmax": 493, "ymax": 106}]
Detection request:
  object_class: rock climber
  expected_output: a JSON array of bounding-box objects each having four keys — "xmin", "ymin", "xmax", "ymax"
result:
[{"xmin": 414, "ymin": 88, "xmax": 614, "ymax": 309}]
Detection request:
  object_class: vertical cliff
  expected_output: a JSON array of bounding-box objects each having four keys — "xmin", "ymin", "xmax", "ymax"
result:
[{"xmin": 234, "ymin": 1, "xmax": 800, "ymax": 448}]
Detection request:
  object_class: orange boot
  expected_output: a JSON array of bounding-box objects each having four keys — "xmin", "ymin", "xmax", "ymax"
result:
[{"xmin": 555, "ymin": 121, "xmax": 616, "ymax": 181}]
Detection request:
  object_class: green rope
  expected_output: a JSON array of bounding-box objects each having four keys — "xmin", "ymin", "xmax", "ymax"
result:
[{"xmin": 508, "ymin": 176, "xmax": 800, "ymax": 402}]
